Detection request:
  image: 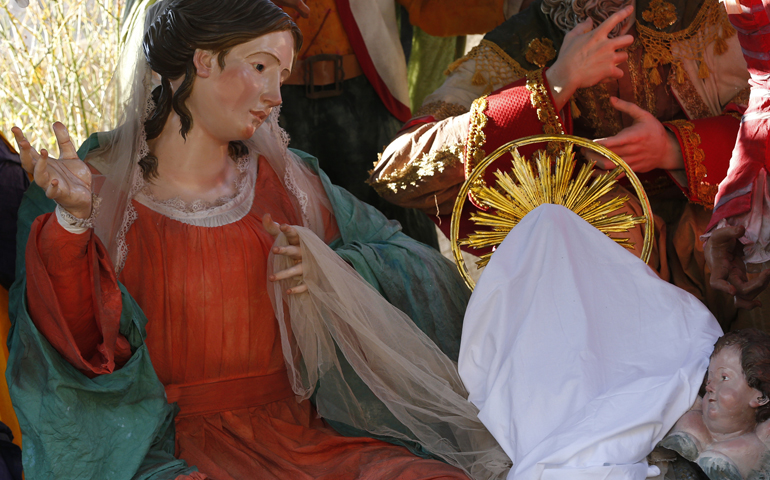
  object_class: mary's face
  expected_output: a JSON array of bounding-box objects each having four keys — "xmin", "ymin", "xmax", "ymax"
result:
[
  {"xmin": 190, "ymin": 30, "xmax": 295, "ymax": 143},
  {"xmin": 702, "ymin": 346, "xmax": 759, "ymax": 432}
]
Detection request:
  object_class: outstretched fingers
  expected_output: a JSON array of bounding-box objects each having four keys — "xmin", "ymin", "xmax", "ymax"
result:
[
  {"xmin": 271, "ymin": 263, "xmax": 303, "ymax": 282},
  {"xmin": 11, "ymin": 126, "xmax": 40, "ymax": 174},
  {"xmin": 53, "ymin": 122, "xmax": 79, "ymax": 160},
  {"xmin": 269, "ymin": 263, "xmax": 308, "ymax": 295},
  {"xmin": 608, "ymin": 33, "xmax": 634, "ymax": 51},
  {"xmin": 566, "ymin": 17, "xmax": 594, "ymax": 38},
  {"xmin": 36, "ymin": 149, "xmax": 54, "ymax": 196},
  {"xmin": 594, "ymin": 5, "xmax": 634, "ymax": 38},
  {"xmin": 272, "ymin": 245, "xmax": 302, "ymax": 260},
  {"xmin": 608, "ymin": 96, "xmax": 649, "ymax": 121}
]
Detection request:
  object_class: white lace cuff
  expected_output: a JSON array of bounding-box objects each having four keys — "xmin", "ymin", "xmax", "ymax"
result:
[
  {"xmin": 55, "ymin": 205, "xmax": 90, "ymax": 234},
  {"xmin": 54, "ymin": 195, "xmax": 100, "ymax": 234}
]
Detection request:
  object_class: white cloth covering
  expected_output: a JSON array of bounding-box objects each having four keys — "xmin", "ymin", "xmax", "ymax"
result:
[{"xmin": 458, "ymin": 204, "xmax": 723, "ymax": 480}]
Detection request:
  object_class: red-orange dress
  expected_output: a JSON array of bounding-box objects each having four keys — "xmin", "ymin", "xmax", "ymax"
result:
[{"xmin": 26, "ymin": 156, "xmax": 467, "ymax": 480}]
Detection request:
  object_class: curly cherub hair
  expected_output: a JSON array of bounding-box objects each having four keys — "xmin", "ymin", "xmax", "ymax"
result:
[{"xmin": 712, "ymin": 329, "xmax": 770, "ymax": 423}]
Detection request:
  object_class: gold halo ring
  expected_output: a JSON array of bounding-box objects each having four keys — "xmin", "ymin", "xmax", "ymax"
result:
[{"xmin": 450, "ymin": 134, "xmax": 654, "ymax": 290}]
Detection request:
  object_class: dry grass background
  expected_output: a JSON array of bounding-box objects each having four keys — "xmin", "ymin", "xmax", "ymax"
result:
[{"xmin": 0, "ymin": 0, "xmax": 126, "ymax": 153}]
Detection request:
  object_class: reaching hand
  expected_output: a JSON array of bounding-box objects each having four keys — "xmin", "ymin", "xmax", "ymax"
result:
[
  {"xmin": 545, "ymin": 6, "xmax": 635, "ymax": 111},
  {"xmin": 585, "ymin": 97, "xmax": 684, "ymax": 172},
  {"xmin": 12, "ymin": 122, "xmax": 93, "ymax": 219},
  {"xmin": 704, "ymin": 225, "xmax": 770, "ymax": 309},
  {"xmin": 270, "ymin": 0, "xmax": 310, "ymax": 18},
  {"xmin": 263, "ymin": 213, "xmax": 308, "ymax": 295}
]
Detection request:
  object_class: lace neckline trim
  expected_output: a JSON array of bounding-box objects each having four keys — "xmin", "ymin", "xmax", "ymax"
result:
[{"xmin": 133, "ymin": 155, "xmax": 257, "ymax": 227}]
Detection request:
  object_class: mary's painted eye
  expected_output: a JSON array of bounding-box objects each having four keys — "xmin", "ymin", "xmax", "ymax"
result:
[
  {"xmin": 722, "ymin": 375, "xmax": 728, "ymax": 381},
  {"xmin": 255, "ymin": 64, "xmax": 265, "ymax": 72}
]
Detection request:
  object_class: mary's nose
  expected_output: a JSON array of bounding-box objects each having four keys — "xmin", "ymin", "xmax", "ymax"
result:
[
  {"xmin": 262, "ymin": 75, "xmax": 283, "ymax": 108},
  {"xmin": 705, "ymin": 380, "xmax": 714, "ymax": 393}
]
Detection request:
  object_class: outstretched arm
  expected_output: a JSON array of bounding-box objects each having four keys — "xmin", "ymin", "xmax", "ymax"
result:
[{"xmin": 13, "ymin": 124, "xmax": 130, "ymax": 376}]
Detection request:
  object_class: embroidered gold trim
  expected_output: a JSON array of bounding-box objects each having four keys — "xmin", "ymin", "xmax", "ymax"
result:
[
  {"xmin": 465, "ymin": 96, "xmax": 490, "ymax": 205},
  {"xmin": 526, "ymin": 68, "xmax": 564, "ymax": 136},
  {"xmin": 668, "ymin": 71, "xmax": 713, "ymax": 119},
  {"xmin": 642, "ymin": 0, "xmax": 678, "ymax": 30},
  {"xmin": 369, "ymin": 143, "xmax": 464, "ymax": 195},
  {"xmin": 445, "ymin": 40, "xmax": 530, "ymax": 94},
  {"xmin": 575, "ymin": 84, "xmax": 622, "ymax": 137},
  {"xmin": 637, "ymin": 0, "xmax": 735, "ymax": 85},
  {"xmin": 666, "ymin": 119, "xmax": 717, "ymax": 207},
  {"xmin": 413, "ymin": 101, "xmax": 469, "ymax": 121},
  {"xmin": 626, "ymin": 37, "xmax": 658, "ymax": 116},
  {"xmin": 525, "ymin": 38, "xmax": 557, "ymax": 68},
  {"xmin": 465, "ymin": 96, "xmax": 490, "ymax": 179}
]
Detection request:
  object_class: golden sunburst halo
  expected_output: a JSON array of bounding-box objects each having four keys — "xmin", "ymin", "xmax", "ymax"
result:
[
  {"xmin": 451, "ymin": 135, "xmax": 654, "ymax": 290},
  {"xmin": 461, "ymin": 144, "xmax": 646, "ymax": 268}
]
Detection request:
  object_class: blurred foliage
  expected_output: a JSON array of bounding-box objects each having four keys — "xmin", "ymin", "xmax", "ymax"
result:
[{"xmin": 0, "ymin": 0, "xmax": 126, "ymax": 153}]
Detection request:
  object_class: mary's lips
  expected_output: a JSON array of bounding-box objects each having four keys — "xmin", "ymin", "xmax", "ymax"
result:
[{"xmin": 250, "ymin": 110, "xmax": 267, "ymax": 121}]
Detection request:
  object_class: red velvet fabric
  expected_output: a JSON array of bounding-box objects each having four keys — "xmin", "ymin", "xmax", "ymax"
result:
[{"xmin": 437, "ymin": 74, "xmax": 573, "ymax": 252}]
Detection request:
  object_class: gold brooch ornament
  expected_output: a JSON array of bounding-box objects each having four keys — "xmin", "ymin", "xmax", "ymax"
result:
[
  {"xmin": 642, "ymin": 0, "xmax": 678, "ymax": 30},
  {"xmin": 525, "ymin": 38, "xmax": 557, "ymax": 68},
  {"xmin": 450, "ymin": 135, "xmax": 653, "ymax": 290}
]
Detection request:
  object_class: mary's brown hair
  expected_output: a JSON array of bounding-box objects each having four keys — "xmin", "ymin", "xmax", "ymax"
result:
[{"xmin": 140, "ymin": 0, "xmax": 302, "ymax": 179}]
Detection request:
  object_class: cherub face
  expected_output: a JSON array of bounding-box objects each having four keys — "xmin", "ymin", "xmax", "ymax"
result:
[
  {"xmin": 187, "ymin": 30, "xmax": 295, "ymax": 143},
  {"xmin": 702, "ymin": 346, "xmax": 763, "ymax": 433}
]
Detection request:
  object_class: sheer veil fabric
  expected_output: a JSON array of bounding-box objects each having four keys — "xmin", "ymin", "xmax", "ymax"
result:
[
  {"xmin": 269, "ymin": 229, "xmax": 510, "ymax": 479},
  {"xmin": 84, "ymin": 1, "xmax": 510, "ymax": 478}
]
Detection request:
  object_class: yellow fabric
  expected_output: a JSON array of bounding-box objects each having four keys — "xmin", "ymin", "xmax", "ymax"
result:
[
  {"xmin": 399, "ymin": 0, "xmax": 506, "ymax": 37},
  {"xmin": 283, "ymin": 1, "xmax": 354, "ymax": 58},
  {"xmin": 0, "ymin": 287, "xmax": 21, "ymax": 448}
]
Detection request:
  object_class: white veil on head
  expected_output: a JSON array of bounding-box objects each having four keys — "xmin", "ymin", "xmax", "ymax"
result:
[
  {"xmin": 88, "ymin": 0, "xmax": 331, "ymax": 269},
  {"xmin": 89, "ymin": 1, "xmax": 509, "ymax": 477}
]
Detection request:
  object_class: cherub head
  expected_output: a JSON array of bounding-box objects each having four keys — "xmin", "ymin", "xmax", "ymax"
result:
[{"xmin": 703, "ymin": 329, "xmax": 770, "ymax": 435}]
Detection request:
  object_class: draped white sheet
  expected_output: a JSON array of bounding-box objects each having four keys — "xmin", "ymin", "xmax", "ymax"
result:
[{"xmin": 459, "ymin": 204, "xmax": 723, "ymax": 480}]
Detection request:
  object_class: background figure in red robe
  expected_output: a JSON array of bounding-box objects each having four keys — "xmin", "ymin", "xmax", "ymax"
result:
[{"xmin": 704, "ymin": 0, "xmax": 770, "ymax": 310}]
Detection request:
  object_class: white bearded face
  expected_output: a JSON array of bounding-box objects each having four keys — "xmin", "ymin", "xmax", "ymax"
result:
[{"xmin": 541, "ymin": 0, "xmax": 635, "ymax": 37}]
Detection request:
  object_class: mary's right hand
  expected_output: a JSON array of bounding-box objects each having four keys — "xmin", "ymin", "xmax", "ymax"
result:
[{"xmin": 12, "ymin": 122, "xmax": 93, "ymax": 220}]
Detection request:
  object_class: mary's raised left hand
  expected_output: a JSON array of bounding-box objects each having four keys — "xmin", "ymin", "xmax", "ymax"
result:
[{"xmin": 263, "ymin": 213, "xmax": 308, "ymax": 295}]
